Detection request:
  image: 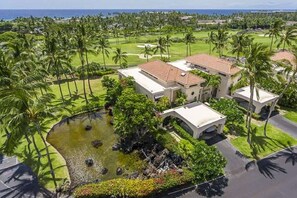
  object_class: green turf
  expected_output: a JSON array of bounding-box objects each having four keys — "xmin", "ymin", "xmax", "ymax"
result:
[
  {"xmin": 231, "ymin": 123, "xmax": 297, "ymax": 159},
  {"xmin": 0, "ymin": 75, "xmax": 118, "ymax": 190},
  {"xmin": 284, "ymin": 109, "xmax": 297, "ymax": 123}
]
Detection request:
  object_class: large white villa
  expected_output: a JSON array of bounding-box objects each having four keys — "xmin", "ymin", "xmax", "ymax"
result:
[{"xmin": 118, "ymin": 53, "xmax": 281, "ymax": 138}]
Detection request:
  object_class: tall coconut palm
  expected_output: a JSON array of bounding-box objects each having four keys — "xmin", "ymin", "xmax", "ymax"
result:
[
  {"xmin": 112, "ymin": 48, "xmax": 128, "ymax": 68},
  {"xmin": 43, "ymin": 32, "xmax": 65, "ymax": 101},
  {"xmin": 230, "ymin": 33, "xmax": 253, "ymax": 60},
  {"xmin": 164, "ymin": 35, "xmax": 172, "ymax": 58},
  {"xmin": 184, "ymin": 32, "xmax": 195, "ymax": 56},
  {"xmin": 237, "ymin": 42, "xmax": 273, "ymax": 144},
  {"xmin": 205, "ymin": 31, "xmax": 215, "ymax": 55},
  {"xmin": 277, "ymin": 27, "xmax": 297, "ymax": 51},
  {"xmin": 264, "ymin": 49, "xmax": 297, "ymax": 135},
  {"xmin": 142, "ymin": 46, "xmax": 153, "ymax": 62},
  {"xmin": 72, "ymin": 32, "xmax": 89, "ymax": 105},
  {"xmin": 266, "ymin": 19, "xmax": 284, "ymax": 51},
  {"xmin": 96, "ymin": 37, "xmax": 110, "ymax": 70},
  {"xmin": 212, "ymin": 28, "xmax": 229, "ymax": 57},
  {"xmin": 154, "ymin": 37, "xmax": 167, "ymax": 59}
]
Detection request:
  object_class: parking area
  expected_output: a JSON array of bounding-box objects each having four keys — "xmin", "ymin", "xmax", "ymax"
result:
[{"xmin": 0, "ymin": 155, "xmax": 52, "ymax": 198}]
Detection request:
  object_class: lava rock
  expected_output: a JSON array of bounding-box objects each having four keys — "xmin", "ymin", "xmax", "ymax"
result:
[
  {"xmin": 91, "ymin": 140, "xmax": 103, "ymax": 148},
  {"xmin": 129, "ymin": 172, "xmax": 139, "ymax": 179},
  {"xmin": 94, "ymin": 179, "xmax": 101, "ymax": 183},
  {"xmin": 101, "ymin": 168, "xmax": 108, "ymax": 175},
  {"xmin": 85, "ymin": 158, "xmax": 94, "ymax": 167},
  {"xmin": 112, "ymin": 143, "xmax": 120, "ymax": 151},
  {"xmin": 116, "ymin": 167, "xmax": 123, "ymax": 175},
  {"xmin": 85, "ymin": 125, "xmax": 92, "ymax": 131}
]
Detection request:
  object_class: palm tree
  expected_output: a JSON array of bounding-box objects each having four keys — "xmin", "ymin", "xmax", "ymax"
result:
[
  {"xmin": 266, "ymin": 19, "xmax": 284, "ymax": 51},
  {"xmin": 277, "ymin": 27, "xmax": 297, "ymax": 51},
  {"xmin": 212, "ymin": 28, "xmax": 229, "ymax": 57},
  {"xmin": 142, "ymin": 46, "xmax": 153, "ymax": 62},
  {"xmin": 112, "ymin": 48, "xmax": 128, "ymax": 68},
  {"xmin": 72, "ymin": 32, "xmax": 88, "ymax": 105},
  {"xmin": 184, "ymin": 32, "xmax": 195, "ymax": 56},
  {"xmin": 230, "ymin": 33, "xmax": 253, "ymax": 60},
  {"xmin": 205, "ymin": 31, "xmax": 215, "ymax": 55},
  {"xmin": 264, "ymin": 49, "xmax": 297, "ymax": 135},
  {"xmin": 164, "ymin": 35, "xmax": 172, "ymax": 58},
  {"xmin": 154, "ymin": 37, "xmax": 167, "ymax": 59},
  {"xmin": 43, "ymin": 32, "xmax": 65, "ymax": 101},
  {"xmin": 96, "ymin": 37, "xmax": 110, "ymax": 70},
  {"xmin": 237, "ymin": 42, "xmax": 273, "ymax": 144}
]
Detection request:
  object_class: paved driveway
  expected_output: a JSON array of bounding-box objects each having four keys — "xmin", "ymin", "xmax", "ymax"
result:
[
  {"xmin": 0, "ymin": 155, "xmax": 52, "ymax": 198},
  {"xmin": 269, "ymin": 114, "xmax": 297, "ymax": 138},
  {"xmin": 165, "ymin": 147, "xmax": 297, "ymax": 198},
  {"xmin": 205, "ymin": 134, "xmax": 250, "ymax": 176}
]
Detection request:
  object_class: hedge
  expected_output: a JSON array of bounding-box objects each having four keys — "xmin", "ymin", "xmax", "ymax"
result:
[
  {"xmin": 79, "ymin": 70, "xmax": 115, "ymax": 79},
  {"xmin": 74, "ymin": 169, "xmax": 194, "ymax": 198},
  {"xmin": 171, "ymin": 121, "xmax": 198, "ymax": 145}
]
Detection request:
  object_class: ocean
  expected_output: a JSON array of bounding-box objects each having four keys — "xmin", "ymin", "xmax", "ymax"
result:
[{"xmin": 0, "ymin": 9, "xmax": 296, "ymax": 20}]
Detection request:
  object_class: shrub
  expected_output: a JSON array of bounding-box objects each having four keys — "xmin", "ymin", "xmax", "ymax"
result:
[
  {"xmin": 74, "ymin": 169, "xmax": 194, "ymax": 198},
  {"xmin": 171, "ymin": 121, "xmax": 197, "ymax": 145}
]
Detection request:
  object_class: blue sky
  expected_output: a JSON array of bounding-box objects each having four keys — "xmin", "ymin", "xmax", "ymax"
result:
[{"xmin": 0, "ymin": 0, "xmax": 296, "ymax": 9}]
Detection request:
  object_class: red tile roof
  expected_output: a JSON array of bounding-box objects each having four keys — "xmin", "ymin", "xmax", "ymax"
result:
[
  {"xmin": 185, "ymin": 54, "xmax": 241, "ymax": 75},
  {"xmin": 139, "ymin": 60, "xmax": 205, "ymax": 86},
  {"xmin": 271, "ymin": 51, "xmax": 296, "ymax": 66}
]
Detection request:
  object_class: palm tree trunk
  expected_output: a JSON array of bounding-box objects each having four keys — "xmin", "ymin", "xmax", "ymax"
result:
[
  {"xmin": 283, "ymin": 42, "xmax": 286, "ymax": 51},
  {"xmin": 247, "ymin": 84, "xmax": 254, "ymax": 144},
  {"xmin": 85, "ymin": 52, "xmax": 93, "ymax": 95},
  {"xmin": 63, "ymin": 73, "xmax": 72, "ymax": 98},
  {"xmin": 29, "ymin": 129, "xmax": 41, "ymax": 158},
  {"xmin": 270, "ymin": 36, "xmax": 274, "ymax": 51},
  {"xmin": 189, "ymin": 44, "xmax": 192, "ymax": 56},
  {"xmin": 186, "ymin": 44, "xmax": 188, "ymax": 57},
  {"xmin": 167, "ymin": 45, "xmax": 170, "ymax": 59},
  {"xmin": 81, "ymin": 56, "xmax": 89, "ymax": 105},
  {"xmin": 56, "ymin": 74, "xmax": 64, "ymax": 101},
  {"xmin": 264, "ymin": 79, "xmax": 291, "ymax": 136},
  {"xmin": 71, "ymin": 73, "xmax": 78, "ymax": 94},
  {"xmin": 36, "ymin": 121, "xmax": 57, "ymax": 189},
  {"xmin": 102, "ymin": 52, "xmax": 106, "ymax": 70}
]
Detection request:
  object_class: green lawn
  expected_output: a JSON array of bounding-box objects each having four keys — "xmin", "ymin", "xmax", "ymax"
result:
[
  {"xmin": 231, "ymin": 123, "xmax": 297, "ymax": 159},
  {"xmin": 284, "ymin": 109, "xmax": 297, "ymax": 123},
  {"xmin": 0, "ymin": 75, "xmax": 118, "ymax": 190},
  {"xmin": 70, "ymin": 30, "xmax": 277, "ymax": 68}
]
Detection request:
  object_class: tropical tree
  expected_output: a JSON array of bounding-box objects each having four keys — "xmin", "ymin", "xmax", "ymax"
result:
[
  {"xmin": 264, "ymin": 48, "xmax": 297, "ymax": 135},
  {"xmin": 72, "ymin": 29, "xmax": 89, "ymax": 104},
  {"xmin": 190, "ymin": 142, "xmax": 226, "ymax": 183},
  {"xmin": 156, "ymin": 96, "xmax": 171, "ymax": 112},
  {"xmin": 266, "ymin": 19, "xmax": 284, "ymax": 51},
  {"xmin": 154, "ymin": 37, "xmax": 166, "ymax": 59},
  {"xmin": 112, "ymin": 48, "xmax": 128, "ymax": 68},
  {"xmin": 142, "ymin": 45, "xmax": 153, "ymax": 62},
  {"xmin": 230, "ymin": 33, "xmax": 253, "ymax": 60},
  {"xmin": 164, "ymin": 35, "xmax": 172, "ymax": 58},
  {"xmin": 212, "ymin": 28, "xmax": 229, "ymax": 57},
  {"xmin": 96, "ymin": 36, "xmax": 110, "ymax": 70},
  {"xmin": 184, "ymin": 32, "xmax": 195, "ymax": 56},
  {"xmin": 237, "ymin": 42, "xmax": 273, "ymax": 144},
  {"xmin": 205, "ymin": 31, "xmax": 215, "ymax": 55},
  {"xmin": 113, "ymin": 88, "xmax": 159, "ymax": 138},
  {"xmin": 277, "ymin": 27, "xmax": 297, "ymax": 51}
]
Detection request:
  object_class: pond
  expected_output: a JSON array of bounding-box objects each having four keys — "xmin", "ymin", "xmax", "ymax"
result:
[{"xmin": 47, "ymin": 112, "xmax": 145, "ymax": 185}]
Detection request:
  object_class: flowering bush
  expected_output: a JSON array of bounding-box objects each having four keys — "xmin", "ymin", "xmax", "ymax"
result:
[{"xmin": 74, "ymin": 169, "xmax": 194, "ymax": 198}]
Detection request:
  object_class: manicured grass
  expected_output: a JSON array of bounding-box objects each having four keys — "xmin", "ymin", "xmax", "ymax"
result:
[
  {"xmin": 231, "ymin": 123, "xmax": 297, "ymax": 159},
  {"xmin": 284, "ymin": 109, "xmax": 297, "ymax": 123},
  {"xmin": 70, "ymin": 30, "xmax": 279, "ymax": 68},
  {"xmin": 0, "ymin": 75, "xmax": 118, "ymax": 190}
]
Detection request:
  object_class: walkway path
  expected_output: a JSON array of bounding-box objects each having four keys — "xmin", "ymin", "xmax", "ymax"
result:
[
  {"xmin": 0, "ymin": 155, "xmax": 52, "ymax": 198},
  {"xmin": 269, "ymin": 114, "xmax": 297, "ymax": 138}
]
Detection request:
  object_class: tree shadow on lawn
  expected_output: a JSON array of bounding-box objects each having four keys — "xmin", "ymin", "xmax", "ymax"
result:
[{"xmin": 15, "ymin": 147, "xmax": 66, "ymax": 191}]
